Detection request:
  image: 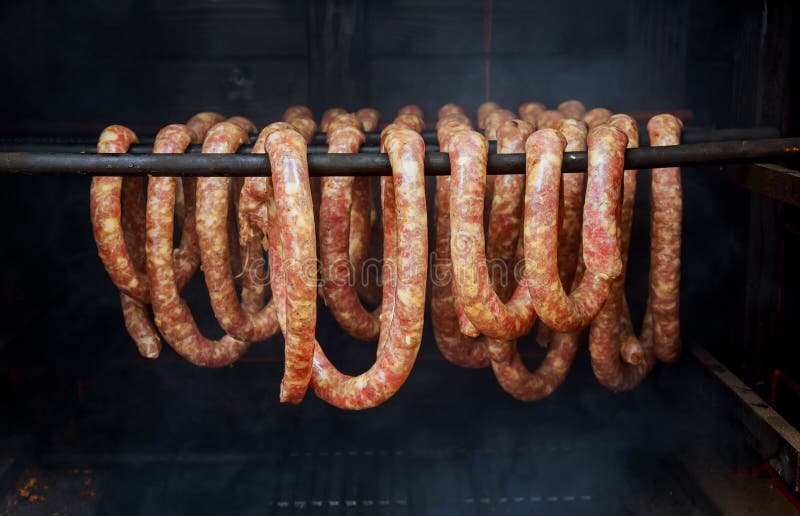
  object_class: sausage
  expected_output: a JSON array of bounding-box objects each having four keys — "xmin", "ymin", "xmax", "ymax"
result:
[
  {"xmin": 283, "ymin": 105, "xmax": 314, "ymax": 122},
  {"xmin": 429, "ymin": 109, "xmax": 488, "ymax": 366},
  {"xmin": 534, "ymin": 118, "xmax": 588, "ymax": 346},
  {"xmin": 646, "ymin": 114, "xmax": 683, "ymax": 363},
  {"xmin": 146, "ymin": 177, "xmax": 249, "ymax": 367},
  {"xmin": 438, "ymin": 103, "xmax": 464, "ymax": 119},
  {"xmin": 186, "ymin": 112, "xmax": 225, "ymax": 144},
  {"xmin": 195, "ymin": 122, "xmax": 280, "ymax": 343},
  {"xmin": 320, "ymin": 108, "xmax": 347, "ymax": 131},
  {"xmin": 477, "ymin": 101, "xmax": 500, "ymax": 129},
  {"xmin": 227, "ymin": 115, "xmax": 257, "ymax": 134},
  {"xmin": 486, "ymin": 120, "xmax": 530, "ymax": 302},
  {"xmin": 448, "ymin": 125, "xmax": 537, "ymax": 340},
  {"xmin": 557, "ymin": 99, "xmax": 586, "ymax": 119},
  {"xmin": 535, "ymin": 110, "xmax": 565, "ymax": 129},
  {"xmin": 397, "ymin": 104, "xmax": 424, "ymax": 120},
  {"xmin": 356, "ymin": 108, "xmax": 380, "ymax": 132},
  {"xmin": 310, "ymin": 126, "xmax": 428, "ymax": 409},
  {"xmin": 523, "ymin": 126, "xmax": 626, "ymax": 331},
  {"xmin": 518, "ymin": 102, "xmax": 546, "ymax": 127},
  {"xmin": 392, "ymin": 113, "xmax": 425, "ymax": 133},
  {"xmin": 589, "ymin": 114, "xmax": 657, "ymax": 390},
  {"xmin": 265, "ymin": 128, "xmax": 317, "ymax": 403},
  {"xmin": 583, "ymin": 107, "xmax": 613, "ymax": 128},
  {"xmin": 435, "ymin": 117, "xmax": 481, "ymax": 339},
  {"xmin": 319, "ymin": 115, "xmax": 381, "ymax": 341},
  {"xmin": 483, "ymin": 109, "xmax": 515, "ymax": 140}
]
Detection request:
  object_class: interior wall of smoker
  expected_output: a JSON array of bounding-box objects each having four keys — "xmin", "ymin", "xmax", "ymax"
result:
[{"xmin": 0, "ymin": 0, "xmax": 796, "ymax": 412}]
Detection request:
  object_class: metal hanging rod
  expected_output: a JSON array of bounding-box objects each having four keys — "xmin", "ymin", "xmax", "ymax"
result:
[
  {"xmin": 0, "ymin": 138, "xmax": 797, "ymax": 177},
  {"xmin": 0, "ymin": 127, "xmax": 780, "ymax": 153}
]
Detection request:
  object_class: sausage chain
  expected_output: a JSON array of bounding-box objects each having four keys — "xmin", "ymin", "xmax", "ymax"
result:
[
  {"xmin": 145, "ymin": 123, "xmax": 250, "ymax": 367},
  {"xmin": 449, "ymin": 124, "xmax": 537, "ymax": 340},
  {"xmin": 310, "ymin": 122, "xmax": 428, "ymax": 409},
  {"xmin": 523, "ymin": 125, "xmax": 626, "ymax": 332},
  {"xmin": 430, "ymin": 107, "xmax": 489, "ymax": 368},
  {"xmin": 319, "ymin": 113, "xmax": 381, "ymax": 340},
  {"xmin": 518, "ymin": 102, "xmax": 546, "ymax": 127},
  {"xmin": 588, "ymin": 114, "xmax": 657, "ymax": 390}
]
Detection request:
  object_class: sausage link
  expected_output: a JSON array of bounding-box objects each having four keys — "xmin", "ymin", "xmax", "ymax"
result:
[
  {"xmin": 227, "ymin": 116, "xmax": 257, "ymax": 134},
  {"xmin": 557, "ymin": 99, "xmax": 586, "ymax": 119},
  {"xmin": 435, "ymin": 115, "xmax": 481, "ymax": 339},
  {"xmin": 431, "ymin": 175, "xmax": 489, "ymax": 368},
  {"xmin": 265, "ymin": 128, "xmax": 317, "ymax": 403},
  {"xmin": 283, "ymin": 105, "xmax": 314, "ymax": 122},
  {"xmin": 535, "ymin": 110, "xmax": 565, "ymax": 129},
  {"xmin": 518, "ymin": 102, "xmax": 546, "ymax": 127},
  {"xmin": 356, "ymin": 108, "xmax": 380, "ymax": 132},
  {"xmin": 186, "ymin": 112, "xmax": 225, "ymax": 144},
  {"xmin": 319, "ymin": 119, "xmax": 381, "ymax": 340},
  {"xmin": 483, "ymin": 109, "xmax": 515, "ymax": 141},
  {"xmin": 397, "ymin": 104, "xmax": 424, "ymax": 119},
  {"xmin": 438, "ymin": 103, "xmax": 464, "ymax": 119},
  {"xmin": 477, "ymin": 101, "xmax": 500, "ymax": 129},
  {"xmin": 310, "ymin": 126, "xmax": 427, "ymax": 409},
  {"xmin": 589, "ymin": 114, "xmax": 657, "ymax": 389},
  {"xmin": 449, "ymin": 127, "xmax": 537, "ymax": 340},
  {"xmin": 147, "ymin": 181, "xmax": 248, "ymax": 368},
  {"xmin": 195, "ymin": 122, "xmax": 279, "ymax": 343},
  {"xmin": 646, "ymin": 114, "xmax": 683, "ymax": 363},
  {"xmin": 523, "ymin": 126, "xmax": 626, "ymax": 331},
  {"xmin": 320, "ymin": 108, "xmax": 347, "ymax": 132},
  {"xmin": 535, "ymin": 119, "xmax": 588, "ymax": 345},
  {"xmin": 583, "ymin": 108, "xmax": 613, "ymax": 128}
]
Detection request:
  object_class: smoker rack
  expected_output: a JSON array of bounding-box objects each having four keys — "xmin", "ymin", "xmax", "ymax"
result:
[{"xmin": 0, "ymin": 129, "xmax": 797, "ymax": 176}]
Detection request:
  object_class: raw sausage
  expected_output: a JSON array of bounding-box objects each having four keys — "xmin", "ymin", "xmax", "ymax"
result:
[
  {"xmin": 646, "ymin": 114, "xmax": 683, "ymax": 363},
  {"xmin": 557, "ymin": 99, "xmax": 586, "ymax": 119},
  {"xmin": 356, "ymin": 108, "xmax": 380, "ymax": 132},
  {"xmin": 523, "ymin": 125, "xmax": 626, "ymax": 331},
  {"xmin": 186, "ymin": 112, "xmax": 225, "ymax": 143},
  {"xmin": 583, "ymin": 108, "xmax": 612, "ymax": 128},
  {"xmin": 310, "ymin": 126, "xmax": 428, "ymax": 409},
  {"xmin": 397, "ymin": 104, "xmax": 424, "ymax": 120},
  {"xmin": 321, "ymin": 108, "xmax": 347, "ymax": 131},
  {"xmin": 518, "ymin": 102, "xmax": 546, "ymax": 127},
  {"xmin": 477, "ymin": 101, "xmax": 500, "ymax": 129},
  {"xmin": 319, "ymin": 114, "xmax": 381, "ymax": 340},
  {"xmin": 535, "ymin": 110, "xmax": 565, "ymax": 129},
  {"xmin": 195, "ymin": 122, "xmax": 278, "ymax": 343},
  {"xmin": 146, "ymin": 154, "xmax": 249, "ymax": 367},
  {"xmin": 438, "ymin": 103, "xmax": 464, "ymax": 119},
  {"xmin": 448, "ymin": 124, "xmax": 537, "ymax": 340},
  {"xmin": 589, "ymin": 114, "xmax": 657, "ymax": 390}
]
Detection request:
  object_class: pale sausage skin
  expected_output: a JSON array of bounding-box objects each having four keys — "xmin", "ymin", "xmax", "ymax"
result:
[
  {"xmin": 310, "ymin": 126, "xmax": 428, "ymax": 409},
  {"xmin": 436, "ymin": 117, "xmax": 481, "ymax": 338},
  {"xmin": 227, "ymin": 116, "xmax": 257, "ymax": 134},
  {"xmin": 449, "ymin": 126, "xmax": 537, "ymax": 340},
  {"xmin": 283, "ymin": 105, "xmax": 314, "ymax": 122},
  {"xmin": 186, "ymin": 112, "xmax": 225, "ymax": 144},
  {"xmin": 536, "ymin": 119, "xmax": 588, "ymax": 346},
  {"xmin": 430, "ymin": 110, "xmax": 489, "ymax": 367},
  {"xmin": 589, "ymin": 114, "xmax": 657, "ymax": 390},
  {"xmin": 195, "ymin": 122, "xmax": 280, "ymax": 343},
  {"xmin": 438, "ymin": 103, "xmax": 464, "ymax": 119},
  {"xmin": 356, "ymin": 108, "xmax": 380, "ymax": 132},
  {"xmin": 584, "ymin": 108, "xmax": 613, "ymax": 128},
  {"xmin": 536, "ymin": 110, "xmax": 565, "ymax": 129},
  {"xmin": 557, "ymin": 99, "xmax": 586, "ymax": 119},
  {"xmin": 265, "ymin": 128, "xmax": 317, "ymax": 403},
  {"xmin": 477, "ymin": 101, "xmax": 500, "ymax": 129},
  {"xmin": 646, "ymin": 114, "xmax": 683, "ymax": 363},
  {"xmin": 523, "ymin": 126, "xmax": 626, "ymax": 332},
  {"xmin": 320, "ymin": 108, "xmax": 347, "ymax": 131},
  {"xmin": 397, "ymin": 104, "xmax": 424, "ymax": 120},
  {"xmin": 319, "ymin": 116, "xmax": 381, "ymax": 341},
  {"xmin": 486, "ymin": 120, "xmax": 531, "ymax": 302},
  {"xmin": 518, "ymin": 102, "xmax": 546, "ymax": 127}
]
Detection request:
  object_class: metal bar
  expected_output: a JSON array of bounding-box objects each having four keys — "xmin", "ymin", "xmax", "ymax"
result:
[
  {"xmin": 0, "ymin": 126, "xmax": 781, "ymax": 150},
  {"xmin": 729, "ymin": 163, "xmax": 800, "ymax": 208},
  {"xmin": 0, "ymin": 138, "xmax": 797, "ymax": 177}
]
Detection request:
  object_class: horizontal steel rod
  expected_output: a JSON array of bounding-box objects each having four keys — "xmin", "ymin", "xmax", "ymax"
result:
[
  {"xmin": 0, "ymin": 126, "xmax": 781, "ymax": 153},
  {"xmin": 0, "ymin": 138, "xmax": 798, "ymax": 177}
]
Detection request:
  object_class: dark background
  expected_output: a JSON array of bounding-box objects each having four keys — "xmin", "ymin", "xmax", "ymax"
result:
[{"xmin": 0, "ymin": 0, "xmax": 799, "ymax": 513}]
